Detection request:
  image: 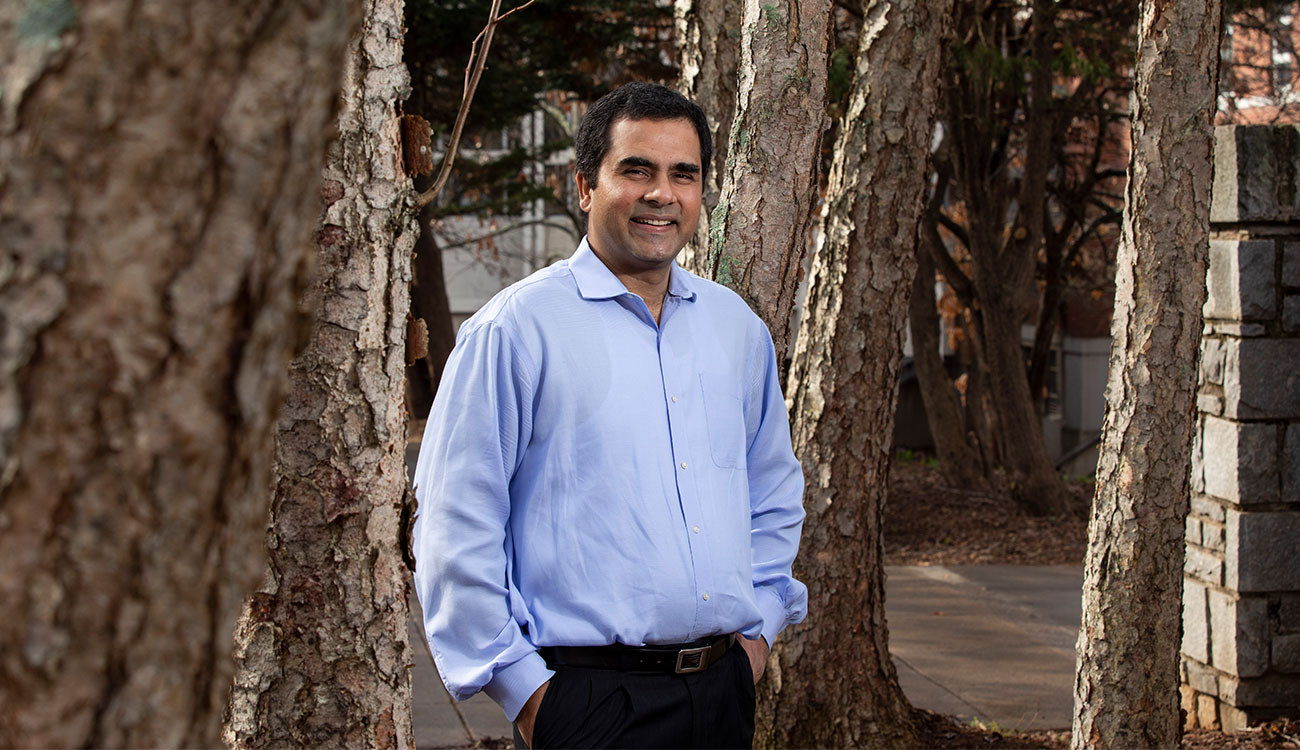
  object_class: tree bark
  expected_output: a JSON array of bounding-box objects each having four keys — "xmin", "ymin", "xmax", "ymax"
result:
[
  {"xmin": 226, "ymin": 0, "xmax": 417, "ymax": 747},
  {"xmin": 765, "ymin": 1, "xmax": 953, "ymax": 746},
  {"xmin": 696, "ymin": 0, "xmax": 831, "ymax": 364},
  {"xmin": 1071, "ymin": 0, "xmax": 1222, "ymax": 746},
  {"xmin": 674, "ymin": 0, "xmax": 740, "ymax": 274},
  {"xmin": 0, "ymin": 2, "xmax": 357, "ymax": 747},
  {"xmin": 910, "ymin": 219, "xmax": 985, "ymax": 489}
]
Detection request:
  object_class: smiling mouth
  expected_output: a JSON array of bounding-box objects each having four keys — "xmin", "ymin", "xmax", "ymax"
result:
[{"xmin": 632, "ymin": 218, "xmax": 675, "ymax": 227}]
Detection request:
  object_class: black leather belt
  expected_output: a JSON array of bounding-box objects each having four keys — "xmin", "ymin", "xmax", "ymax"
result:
[{"xmin": 540, "ymin": 634, "xmax": 735, "ymax": 675}]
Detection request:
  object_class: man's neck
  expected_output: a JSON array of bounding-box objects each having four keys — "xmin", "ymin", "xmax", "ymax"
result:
[{"xmin": 589, "ymin": 249, "xmax": 674, "ymax": 324}]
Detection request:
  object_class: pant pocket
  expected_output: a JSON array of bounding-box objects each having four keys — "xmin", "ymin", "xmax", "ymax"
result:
[{"xmin": 532, "ymin": 670, "xmax": 583, "ymax": 749}]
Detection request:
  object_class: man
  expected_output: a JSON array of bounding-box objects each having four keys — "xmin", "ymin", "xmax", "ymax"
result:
[{"xmin": 412, "ymin": 82, "xmax": 807, "ymax": 749}]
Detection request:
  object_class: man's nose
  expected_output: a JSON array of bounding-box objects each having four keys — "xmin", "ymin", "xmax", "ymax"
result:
[{"xmin": 642, "ymin": 173, "xmax": 676, "ymax": 206}]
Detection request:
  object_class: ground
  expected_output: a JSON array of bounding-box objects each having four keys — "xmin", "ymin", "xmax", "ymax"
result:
[
  {"xmin": 885, "ymin": 457, "xmax": 1090, "ymax": 567},
  {"xmin": 888, "ymin": 456, "xmax": 1298, "ymax": 750}
]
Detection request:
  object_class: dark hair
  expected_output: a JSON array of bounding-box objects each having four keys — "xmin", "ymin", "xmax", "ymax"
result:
[{"xmin": 574, "ymin": 82, "xmax": 712, "ymax": 188}]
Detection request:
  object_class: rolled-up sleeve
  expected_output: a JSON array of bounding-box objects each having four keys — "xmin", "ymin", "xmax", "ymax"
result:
[
  {"xmin": 411, "ymin": 321, "xmax": 552, "ymax": 721},
  {"xmin": 743, "ymin": 325, "xmax": 809, "ymax": 646}
]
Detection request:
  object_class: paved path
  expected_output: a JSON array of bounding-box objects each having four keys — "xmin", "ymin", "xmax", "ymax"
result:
[{"xmin": 408, "ymin": 564, "xmax": 1083, "ymax": 747}]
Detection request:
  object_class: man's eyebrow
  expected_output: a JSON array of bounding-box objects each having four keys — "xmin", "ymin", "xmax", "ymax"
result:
[
  {"xmin": 617, "ymin": 156, "xmax": 654, "ymax": 169},
  {"xmin": 615, "ymin": 156, "xmax": 701, "ymax": 174}
]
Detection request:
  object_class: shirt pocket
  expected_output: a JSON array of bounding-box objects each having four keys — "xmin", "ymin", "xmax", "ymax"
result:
[{"xmin": 699, "ymin": 373, "xmax": 747, "ymax": 469}]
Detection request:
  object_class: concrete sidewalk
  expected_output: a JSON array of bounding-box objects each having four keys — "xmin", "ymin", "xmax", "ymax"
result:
[{"xmin": 408, "ymin": 564, "xmax": 1083, "ymax": 747}]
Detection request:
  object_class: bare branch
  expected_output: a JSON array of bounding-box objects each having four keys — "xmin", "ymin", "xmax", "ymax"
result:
[
  {"xmin": 934, "ymin": 210, "xmax": 972, "ymax": 251},
  {"xmin": 434, "ymin": 218, "xmax": 580, "ymax": 250},
  {"xmin": 1063, "ymin": 209, "xmax": 1122, "ymax": 266},
  {"xmin": 417, "ymin": 0, "xmax": 539, "ymax": 209}
]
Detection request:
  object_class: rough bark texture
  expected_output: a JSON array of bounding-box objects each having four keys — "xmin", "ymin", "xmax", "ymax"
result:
[
  {"xmin": 225, "ymin": 0, "xmax": 417, "ymax": 747},
  {"xmin": 0, "ymin": 2, "xmax": 356, "ymax": 746},
  {"xmin": 764, "ymin": 1, "xmax": 953, "ymax": 746},
  {"xmin": 696, "ymin": 0, "xmax": 831, "ymax": 363},
  {"xmin": 674, "ymin": 0, "xmax": 740, "ymax": 274},
  {"xmin": 910, "ymin": 222, "xmax": 985, "ymax": 488},
  {"xmin": 1071, "ymin": 0, "xmax": 1223, "ymax": 746}
]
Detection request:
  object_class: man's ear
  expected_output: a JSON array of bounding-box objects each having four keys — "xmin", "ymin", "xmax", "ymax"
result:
[{"xmin": 576, "ymin": 171, "xmax": 594, "ymax": 213}]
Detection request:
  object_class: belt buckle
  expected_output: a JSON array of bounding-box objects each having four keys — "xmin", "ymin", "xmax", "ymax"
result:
[{"xmin": 675, "ymin": 645, "xmax": 710, "ymax": 674}]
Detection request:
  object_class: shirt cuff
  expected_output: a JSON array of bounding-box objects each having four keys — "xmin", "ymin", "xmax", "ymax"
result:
[
  {"xmin": 482, "ymin": 650, "xmax": 555, "ymax": 722},
  {"xmin": 755, "ymin": 586, "xmax": 790, "ymax": 647}
]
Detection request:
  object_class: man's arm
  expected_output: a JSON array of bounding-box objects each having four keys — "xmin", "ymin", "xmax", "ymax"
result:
[
  {"xmin": 515, "ymin": 682, "xmax": 549, "ymax": 747},
  {"xmin": 742, "ymin": 324, "xmax": 809, "ymax": 649},
  {"xmin": 738, "ymin": 635, "xmax": 770, "ymax": 684},
  {"xmin": 411, "ymin": 321, "xmax": 553, "ymax": 721}
]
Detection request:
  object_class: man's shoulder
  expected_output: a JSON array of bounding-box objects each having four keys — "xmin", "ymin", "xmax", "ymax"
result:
[{"xmin": 459, "ymin": 261, "xmax": 576, "ymax": 336}]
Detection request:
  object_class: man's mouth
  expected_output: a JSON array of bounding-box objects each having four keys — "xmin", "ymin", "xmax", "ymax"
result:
[{"xmin": 632, "ymin": 217, "xmax": 675, "ymax": 227}]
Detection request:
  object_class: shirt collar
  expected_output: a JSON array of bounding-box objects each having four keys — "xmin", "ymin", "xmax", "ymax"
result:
[{"xmin": 569, "ymin": 237, "xmax": 698, "ymax": 303}]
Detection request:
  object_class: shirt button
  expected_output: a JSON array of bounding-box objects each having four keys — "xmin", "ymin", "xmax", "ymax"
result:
[
  {"xmin": 702, "ymin": 593, "xmax": 710, "ymax": 601},
  {"xmin": 671, "ymin": 395, "xmax": 678, "ymax": 403},
  {"xmin": 680, "ymin": 461, "xmax": 688, "ymax": 469},
  {"xmin": 693, "ymin": 525, "xmax": 700, "ymax": 534}
]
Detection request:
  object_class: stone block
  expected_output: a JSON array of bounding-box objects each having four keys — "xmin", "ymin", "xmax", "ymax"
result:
[
  {"xmin": 1286, "ymin": 242, "xmax": 1300, "ymax": 287},
  {"xmin": 1186, "ymin": 544, "xmax": 1224, "ymax": 584},
  {"xmin": 1227, "ymin": 673, "xmax": 1300, "ymax": 707},
  {"xmin": 1193, "ymin": 494, "xmax": 1227, "ymax": 523},
  {"xmin": 1210, "ymin": 588, "xmax": 1270, "ymax": 677},
  {"xmin": 1224, "ymin": 338, "xmax": 1300, "ymax": 419},
  {"xmin": 1279, "ymin": 594, "xmax": 1300, "ymax": 633},
  {"xmin": 1187, "ymin": 515, "xmax": 1204, "ymax": 545},
  {"xmin": 1212, "ymin": 321, "xmax": 1268, "ymax": 337},
  {"xmin": 1203, "ymin": 521, "xmax": 1225, "ymax": 551},
  {"xmin": 1205, "ymin": 240, "xmax": 1277, "ymax": 320},
  {"xmin": 1220, "ymin": 702, "xmax": 1249, "ymax": 732},
  {"xmin": 1202, "ymin": 416, "xmax": 1279, "ymax": 504},
  {"xmin": 1202, "ymin": 338, "xmax": 1226, "ymax": 386},
  {"xmin": 1212, "ymin": 125, "xmax": 1300, "ymax": 223},
  {"xmin": 1185, "ymin": 657, "xmax": 1220, "ymax": 694},
  {"xmin": 1287, "ymin": 425, "xmax": 1300, "ymax": 502},
  {"xmin": 1181, "ymin": 683, "xmax": 1200, "ymax": 728},
  {"xmin": 1286, "ymin": 296, "xmax": 1300, "ymax": 334},
  {"xmin": 1197, "ymin": 694, "xmax": 1220, "ymax": 729},
  {"xmin": 1274, "ymin": 633, "xmax": 1300, "ymax": 673},
  {"xmin": 1197, "ymin": 392, "xmax": 1225, "ymax": 416},
  {"xmin": 1226, "ymin": 510, "xmax": 1300, "ymax": 592},
  {"xmin": 1184, "ymin": 578, "xmax": 1210, "ymax": 662}
]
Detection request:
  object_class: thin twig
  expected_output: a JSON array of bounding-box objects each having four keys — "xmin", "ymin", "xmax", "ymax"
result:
[{"xmin": 417, "ymin": 0, "xmax": 539, "ymax": 209}]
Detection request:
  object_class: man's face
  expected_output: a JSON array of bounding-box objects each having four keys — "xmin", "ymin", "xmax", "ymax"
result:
[{"xmin": 577, "ymin": 117, "xmax": 703, "ymax": 275}]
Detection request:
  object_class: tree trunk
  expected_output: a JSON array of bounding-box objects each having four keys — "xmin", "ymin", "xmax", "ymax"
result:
[
  {"xmin": 910, "ymin": 222, "xmax": 985, "ymax": 489},
  {"xmin": 674, "ymin": 0, "xmax": 740, "ymax": 274},
  {"xmin": 0, "ymin": 3, "xmax": 357, "ymax": 747},
  {"xmin": 226, "ymin": 0, "xmax": 417, "ymax": 747},
  {"xmin": 1071, "ymin": 0, "xmax": 1222, "ymax": 746},
  {"xmin": 407, "ymin": 202, "xmax": 456, "ymax": 419},
  {"xmin": 697, "ymin": 0, "xmax": 831, "ymax": 364},
  {"xmin": 975, "ymin": 294, "xmax": 1070, "ymax": 515},
  {"xmin": 765, "ymin": 1, "xmax": 953, "ymax": 746}
]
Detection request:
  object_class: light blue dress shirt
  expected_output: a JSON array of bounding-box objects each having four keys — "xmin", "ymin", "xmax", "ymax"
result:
[{"xmin": 412, "ymin": 238, "xmax": 808, "ymax": 721}]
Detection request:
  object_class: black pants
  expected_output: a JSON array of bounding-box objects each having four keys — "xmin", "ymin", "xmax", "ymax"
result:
[{"xmin": 513, "ymin": 641, "xmax": 756, "ymax": 749}]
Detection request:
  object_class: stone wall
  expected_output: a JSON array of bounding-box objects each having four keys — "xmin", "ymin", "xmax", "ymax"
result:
[{"xmin": 1182, "ymin": 125, "xmax": 1300, "ymax": 731}]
